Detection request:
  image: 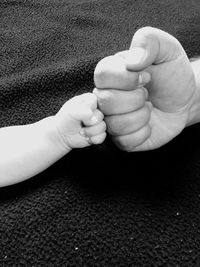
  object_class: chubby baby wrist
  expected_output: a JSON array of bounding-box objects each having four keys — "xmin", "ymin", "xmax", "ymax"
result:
[{"xmin": 39, "ymin": 116, "xmax": 72, "ymax": 155}]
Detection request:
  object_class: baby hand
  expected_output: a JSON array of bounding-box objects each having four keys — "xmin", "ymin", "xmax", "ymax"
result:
[{"xmin": 54, "ymin": 93, "xmax": 106, "ymax": 150}]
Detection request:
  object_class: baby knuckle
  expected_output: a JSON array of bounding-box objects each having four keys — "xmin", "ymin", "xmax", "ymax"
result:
[
  {"xmin": 91, "ymin": 133, "xmax": 106, "ymax": 144},
  {"xmin": 102, "ymin": 121, "xmax": 107, "ymax": 132},
  {"xmin": 100, "ymin": 132, "xmax": 107, "ymax": 142},
  {"xmin": 85, "ymin": 93, "xmax": 97, "ymax": 105},
  {"xmin": 94, "ymin": 109, "xmax": 104, "ymax": 122},
  {"xmin": 99, "ymin": 121, "xmax": 107, "ymax": 134}
]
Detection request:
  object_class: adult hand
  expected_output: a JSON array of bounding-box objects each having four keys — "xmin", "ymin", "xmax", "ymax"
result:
[{"xmin": 94, "ymin": 27, "xmax": 198, "ymax": 151}]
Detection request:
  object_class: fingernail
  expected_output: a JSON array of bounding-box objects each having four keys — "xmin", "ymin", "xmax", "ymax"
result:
[
  {"xmin": 142, "ymin": 72, "xmax": 151, "ymax": 84},
  {"xmin": 80, "ymin": 128, "xmax": 86, "ymax": 137},
  {"xmin": 138, "ymin": 72, "xmax": 151, "ymax": 86},
  {"xmin": 90, "ymin": 115, "xmax": 98, "ymax": 124},
  {"xmin": 126, "ymin": 47, "xmax": 146, "ymax": 66}
]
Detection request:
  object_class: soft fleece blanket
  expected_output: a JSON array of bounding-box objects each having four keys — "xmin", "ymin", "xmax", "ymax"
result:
[{"xmin": 1, "ymin": 0, "xmax": 200, "ymax": 266}]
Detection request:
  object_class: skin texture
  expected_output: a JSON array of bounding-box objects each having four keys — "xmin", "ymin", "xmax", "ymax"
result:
[
  {"xmin": 94, "ymin": 27, "xmax": 199, "ymax": 152},
  {"xmin": 55, "ymin": 93, "xmax": 106, "ymax": 149},
  {"xmin": 0, "ymin": 93, "xmax": 106, "ymax": 186}
]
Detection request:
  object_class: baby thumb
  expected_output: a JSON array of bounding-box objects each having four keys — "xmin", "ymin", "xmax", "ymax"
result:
[{"xmin": 79, "ymin": 106, "xmax": 98, "ymax": 126}]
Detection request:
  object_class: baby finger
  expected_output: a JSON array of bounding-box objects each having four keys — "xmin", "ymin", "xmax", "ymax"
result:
[
  {"xmin": 87, "ymin": 132, "xmax": 107, "ymax": 145},
  {"xmin": 81, "ymin": 121, "xmax": 107, "ymax": 138}
]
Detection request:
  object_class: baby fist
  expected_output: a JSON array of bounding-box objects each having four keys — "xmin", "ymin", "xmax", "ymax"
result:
[{"xmin": 55, "ymin": 93, "xmax": 106, "ymax": 150}]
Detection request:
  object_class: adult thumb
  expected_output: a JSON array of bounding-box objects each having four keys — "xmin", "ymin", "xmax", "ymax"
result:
[{"xmin": 125, "ymin": 26, "xmax": 184, "ymax": 71}]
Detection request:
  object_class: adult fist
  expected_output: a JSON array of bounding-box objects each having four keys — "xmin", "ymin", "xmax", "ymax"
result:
[{"xmin": 94, "ymin": 27, "xmax": 197, "ymax": 151}]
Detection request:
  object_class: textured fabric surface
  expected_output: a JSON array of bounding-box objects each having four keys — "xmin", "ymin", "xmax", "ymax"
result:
[{"xmin": 1, "ymin": 0, "xmax": 200, "ymax": 266}]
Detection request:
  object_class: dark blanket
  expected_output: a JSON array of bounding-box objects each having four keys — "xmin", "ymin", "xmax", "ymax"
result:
[{"xmin": 1, "ymin": 0, "xmax": 200, "ymax": 266}]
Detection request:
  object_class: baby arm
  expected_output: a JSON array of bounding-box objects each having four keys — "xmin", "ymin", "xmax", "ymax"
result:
[{"xmin": 0, "ymin": 93, "xmax": 106, "ymax": 187}]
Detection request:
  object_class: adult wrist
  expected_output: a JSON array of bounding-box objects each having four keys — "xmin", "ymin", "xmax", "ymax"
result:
[{"xmin": 186, "ymin": 59, "xmax": 200, "ymax": 127}]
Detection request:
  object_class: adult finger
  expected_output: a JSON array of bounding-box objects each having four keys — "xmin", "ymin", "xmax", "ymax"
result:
[
  {"xmin": 93, "ymin": 87, "xmax": 148, "ymax": 116},
  {"xmin": 94, "ymin": 55, "xmax": 140, "ymax": 90},
  {"xmin": 105, "ymin": 103, "xmax": 151, "ymax": 136},
  {"xmin": 112, "ymin": 124, "xmax": 151, "ymax": 152},
  {"xmin": 124, "ymin": 26, "xmax": 185, "ymax": 71}
]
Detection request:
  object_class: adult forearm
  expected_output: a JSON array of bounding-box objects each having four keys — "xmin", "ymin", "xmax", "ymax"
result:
[
  {"xmin": 0, "ymin": 116, "xmax": 68, "ymax": 187},
  {"xmin": 187, "ymin": 59, "xmax": 200, "ymax": 126}
]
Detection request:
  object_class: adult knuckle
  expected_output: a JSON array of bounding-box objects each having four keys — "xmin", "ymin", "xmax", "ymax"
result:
[
  {"xmin": 142, "ymin": 105, "xmax": 151, "ymax": 121},
  {"xmin": 106, "ymin": 116, "xmax": 124, "ymax": 136},
  {"xmin": 94, "ymin": 57, "xmax": 112, "ymax": 88},
  {"xmin": 113, "ymin": 135, "xmax": 133, "ymax": 152},
  {"xmin": 98, "ymin": 89, "xmax": 112, "ymax": 101},
  {"xmin": 94, "ymin": 70, "xmax": 106, "ymax": 88},
  {"xmin": 97, "ymin": 90, "xmax": 113, "ymax": 108},
  {"xmin": 105, "ymin": 119, "xmax": 114, "ymax": 135},
  {"xmin": 119, "ymin": 137, "xmax": 129, "ymax": 150}
]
